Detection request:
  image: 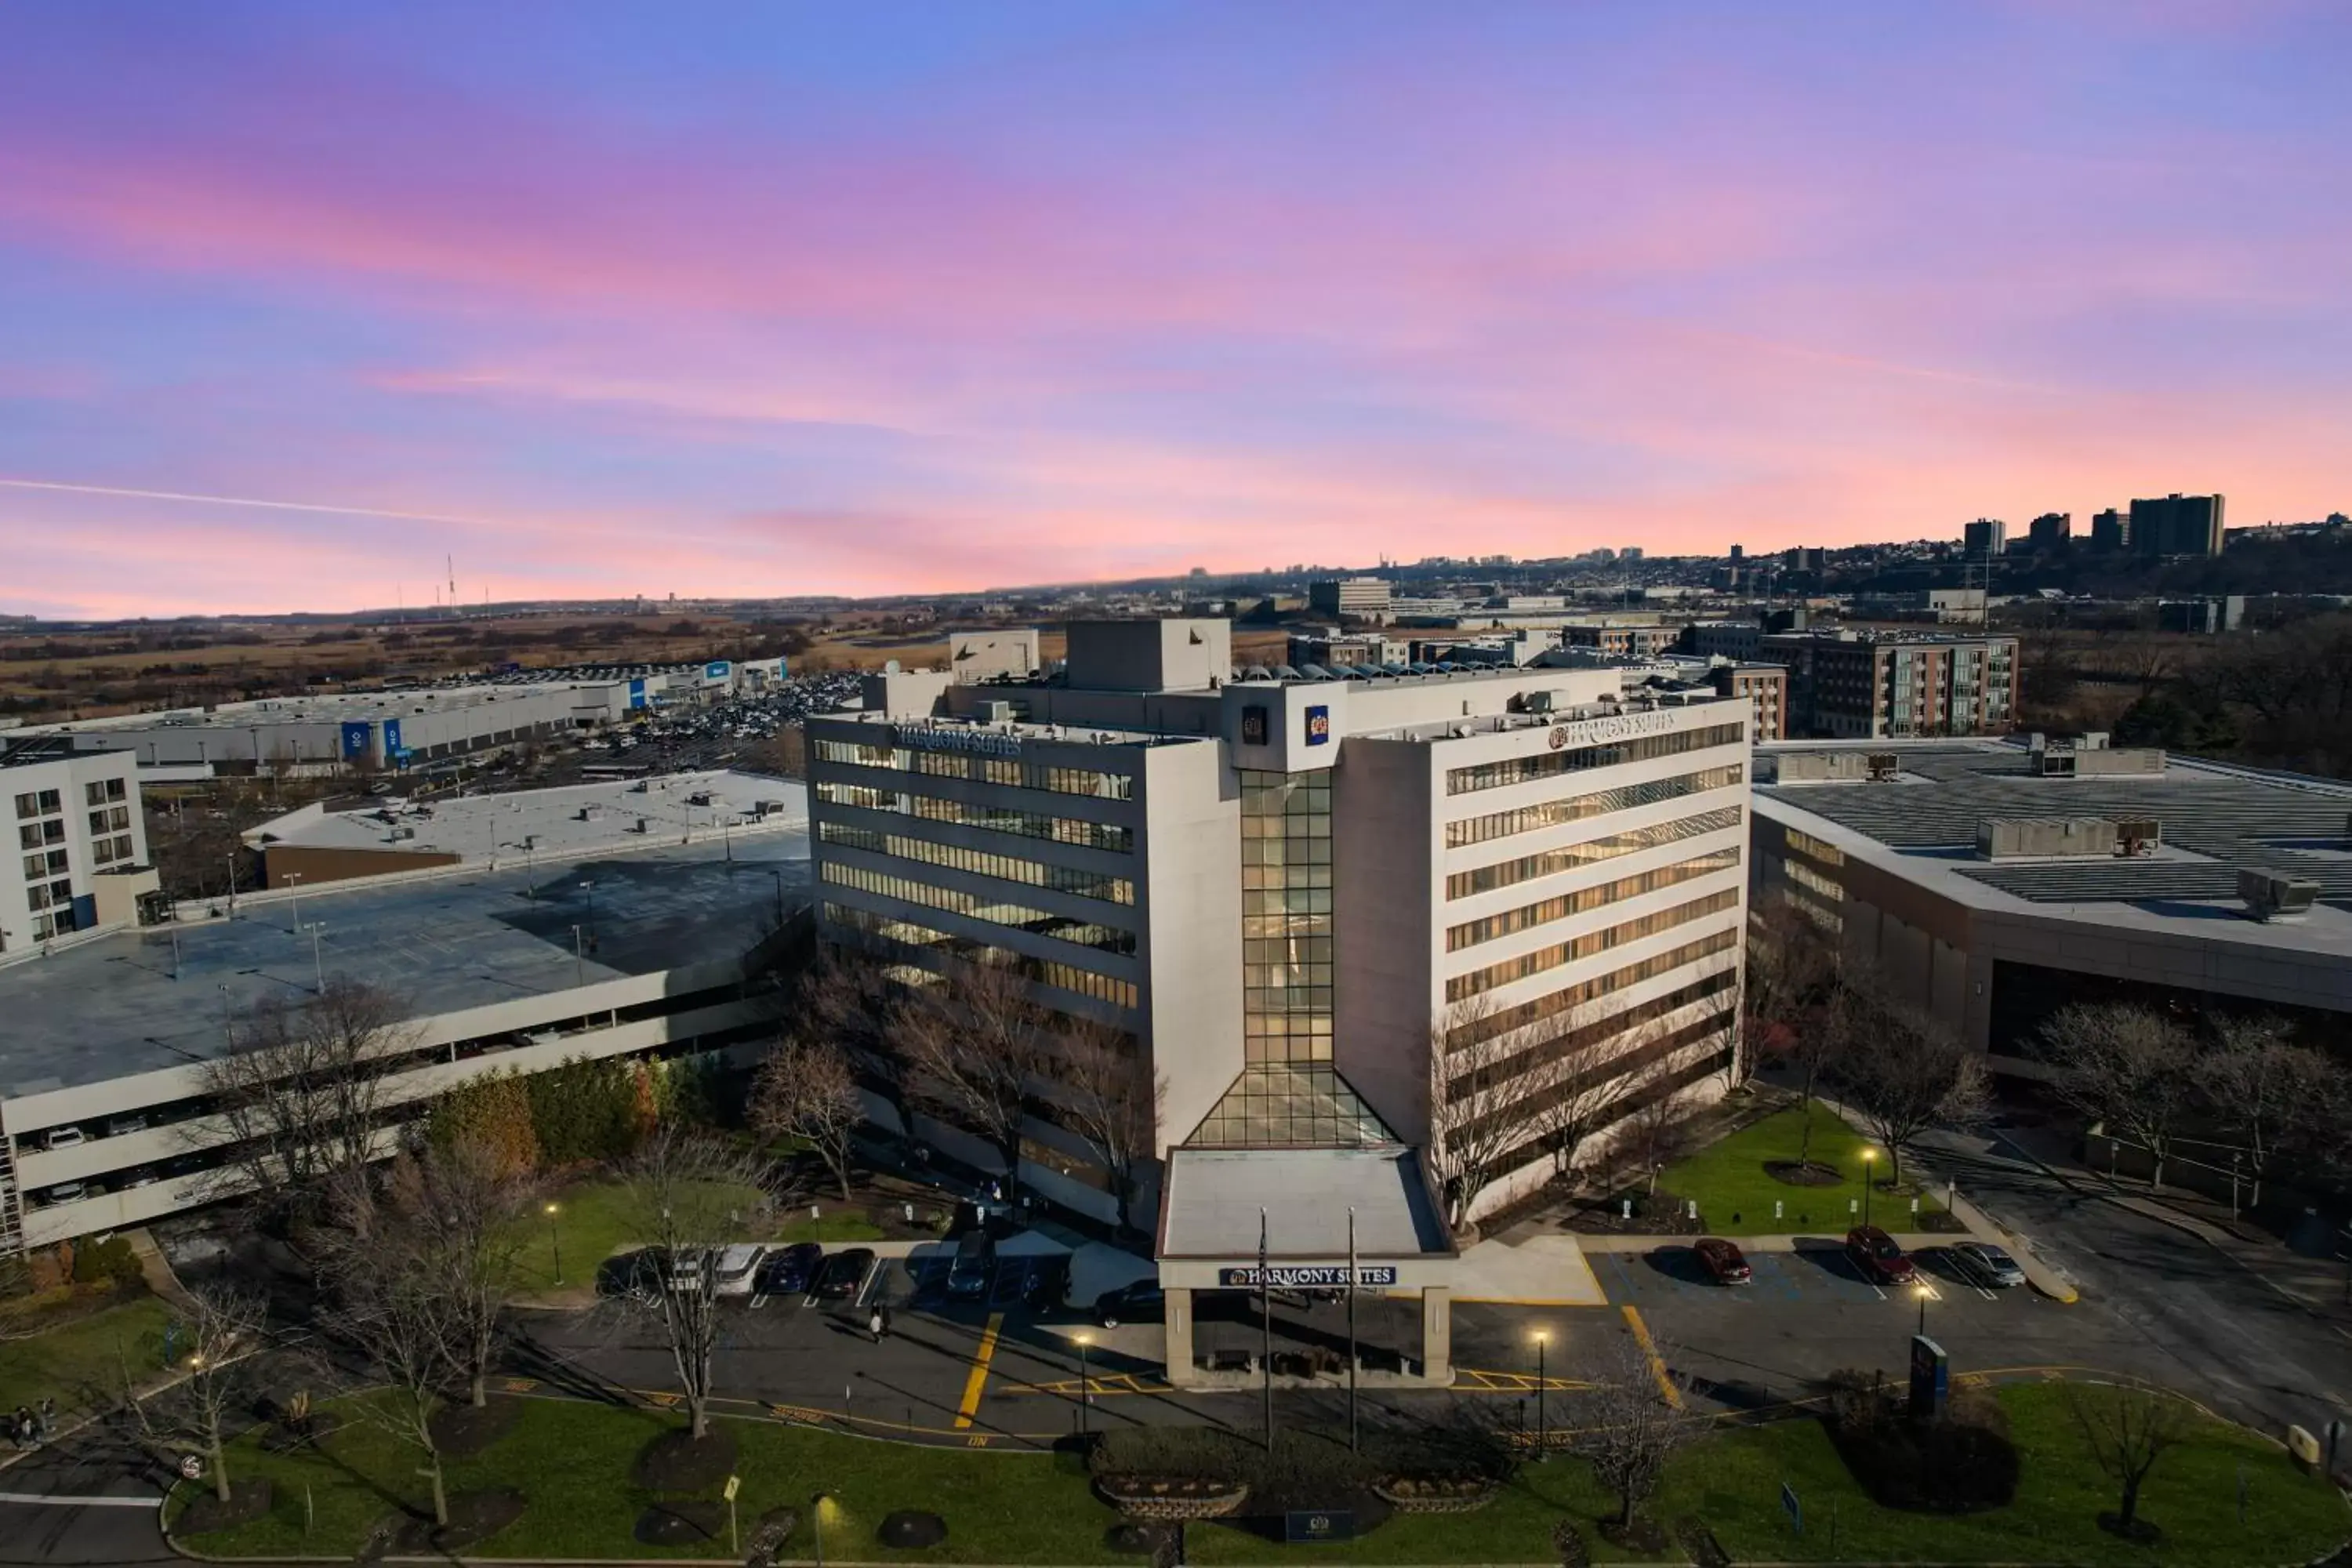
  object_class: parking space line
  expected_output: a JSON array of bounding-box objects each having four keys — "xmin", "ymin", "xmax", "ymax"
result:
[
  {"xmin": 1601, "ymin": 1250, "xmax": 1642, "ymax": 1304},
  {"xmin": 1619, "ymin": 1305, "xmax": 1682, "ymax": 1409},
  {"xmin": 952, "ymin": 1312, "xmax": 1004, "ymax": 1430}
]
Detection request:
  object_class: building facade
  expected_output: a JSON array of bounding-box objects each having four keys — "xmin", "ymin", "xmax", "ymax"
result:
[
  {"xmin": 1711, "ymin": 663, "xmax": 1788, "ymax": 742},
  {"xmin": 1308, "ymin": 577, "xmax": 1396, "ymax": 621},
  {"xmin": 1963, "ymin": 518, "xmax": 2007, "ymax": 558},
  {"xmin": 2089, "ymin": 507, "xmax": 2129, "ymax": 552},
  {"xmin": 2130, "ymin": 493, "xmax": 2227, "ymax": 558},
  {"xmin": 2027, "ymin": 513, "xmax": 2071, "ymax": 550},
  {"xmin": 1756, "ymin": 630, "xmax": 2019, "ymax": 740},
  {"xmin": 3, "ymin": 742, "xmax": 158, "ymax": 953},
  {"xmin": 806, "ymin": 620, "xmax": 1751, "ymax": 1244},
  {"xmin": 1562, "ymin": 623, "xmax": 1679, "ymax": 659}
]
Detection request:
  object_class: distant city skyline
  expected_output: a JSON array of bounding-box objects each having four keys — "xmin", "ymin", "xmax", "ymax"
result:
[{"xmin": 2, "ymin": 3, "xmax": 2346, "ymax": 619}]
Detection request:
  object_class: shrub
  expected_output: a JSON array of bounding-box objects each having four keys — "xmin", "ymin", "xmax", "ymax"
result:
[
  {"xmin": 70, "ymin": 1236, "xmax": 144, "ymax": 1290},
  {"xmin": 432, "ymin": 1070, "xmax": 541, "ymax": 1176}
]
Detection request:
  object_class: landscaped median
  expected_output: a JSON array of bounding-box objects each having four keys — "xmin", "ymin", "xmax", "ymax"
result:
[
  {"xmin": 166, "ymin": 1381, "xmax": 2347, "ymax": 1565},
  {"xmin": 1639, "ymin": 1102, "xmax": 1950, "ymax": 1235}
]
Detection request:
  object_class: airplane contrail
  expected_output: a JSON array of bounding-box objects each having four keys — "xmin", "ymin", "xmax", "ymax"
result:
[{"xmin": 0, "ymin": 477, "xmax": 490, "ymax": 528}]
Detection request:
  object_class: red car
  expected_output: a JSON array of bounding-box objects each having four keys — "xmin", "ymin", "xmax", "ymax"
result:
[
  {"xmin": 1693, "ymin": 1237, "xmax": 1751, "ymax": 1285},
  {"xmin": 1846, "ymin": 1225, "xmax": 1918, "ymax": 1286}
]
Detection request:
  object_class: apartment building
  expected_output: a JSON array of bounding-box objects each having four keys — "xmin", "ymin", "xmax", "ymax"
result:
[
  {"xmin": 3, "ymin": 740, "xmax": 158, "ymax": 953},
  {"xmin": 1561, "ymin": 623, "xmax": 1680, "ymax": 659},
  {"xmin": 1757, "ymin": 630, "xmax": 2018, "ymax": 739},
  {"xmin": 1710, "ymin": 663, "xmax": 1789, "ymax": 742},
  {"xmin": 808, "ymin": 619, "xmax": 1750, "ymax": 1223},
  {"xmin": 1307, "ymin": 577, "xmax": 1396, "ymax": 620},
  {"xmin": 2130, "ymin": 493, "xmax": 2227, "ymax": 559}
]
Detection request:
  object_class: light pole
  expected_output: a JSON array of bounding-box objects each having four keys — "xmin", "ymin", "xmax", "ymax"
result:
[
  {"xmin": 307, "ymin": 923, "xmax": 327, "ymax": 994},
  {"xmin": 1532, "ymin": 1330, "xmax": 1550, "ymax": 1461},
  {"xmin": 1074, "ymin": 1333, "xmax": 1092, "ymax": 1439},
  {"xmin": 811, "ymin": 1492, "xmax": 831, "ymax": 1568},
  {"xmin": 224, "ymin": 853, "xmax": 238, "ymax": 918},
  {"xmin": 284, "ymin": 873, "xmax": 303, "ymax": 935},
  {"xmin": 546, "ymin": 1202, "xmax": 564, "ymax": 1284},
  {"xmin": 1860, "ymin": 1149, "xmax": 1877, "ymax": 1229},
  {"xmin": 763, "ymin": 866, "xmax": 786, "ymax": 929},
  {"xmin": 571, "ymin": 924, "xmax": 587, "ymax": 989}
]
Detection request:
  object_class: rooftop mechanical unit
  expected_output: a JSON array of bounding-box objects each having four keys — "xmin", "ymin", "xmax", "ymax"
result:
[{"xmin": 2239, "ymin": 867, "xmax": 2319, "ymax": 924}]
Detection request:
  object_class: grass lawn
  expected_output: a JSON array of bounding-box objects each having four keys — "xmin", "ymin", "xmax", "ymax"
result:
[
  {"xmin": 170, "ymin": 1384, "xmax": 2348, "ymax": 1565},
  {"xmin": 1654, "ymin": 1102, "xmax": 1943, "ymax": 1235},
  {"xmin": 0, "ymin": 1290, "xmax": 175, "ymax": 1417},
  {"xmin": 515, "ymin": 1179, "xmax": 885, "ymax": 1295}
]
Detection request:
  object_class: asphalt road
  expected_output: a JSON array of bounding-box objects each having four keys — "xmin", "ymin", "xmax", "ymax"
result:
[{"xmin": 0, "ymin": 1429, "xmax": 173, "ymax": 1568}]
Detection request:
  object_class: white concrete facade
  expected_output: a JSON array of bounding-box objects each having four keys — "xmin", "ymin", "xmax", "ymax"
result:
[{"xmin": 3, "ymin": 743, "xmax": 155, "ymax": 953}]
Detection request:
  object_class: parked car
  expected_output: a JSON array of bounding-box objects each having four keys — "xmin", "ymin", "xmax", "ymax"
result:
[
  {"xmin": 1846, "ymin": 1225, "xmax": 1918, "ymax": 1286},
  {"xmin": 811, "ymin": 1248, "xmax": 876, "ymax": 1301},
  {"xmin": 1693, "ymin": 1237, "xmax": 1752, "ymax": 1285},
  {"xmin": 41, "ymin": 1181, "xmax": 87, "ymax": 1206},
  {"xmin": 755, "ymin": 1242, "xmax": 825, "ymax": 1297},
  {"xmin": 710, "ymin": 1244, "xmax": 768, "ymax": 1298},
  {"xmin": 104, "ymin": 1115, "xmax": 149, "ymax": 1138},
  {"xmin": 1945, "ymin": 1241, "xmax": 2026, "ymax": 1289},
  {"xmin": 43, "ymin": 1127, "xmax": 85, "ymax": 1151},
  {"xmin": 946, "ymin": 1228, "xmax": 996, "ymax": 1299},
  {"xmin": 1094, "ymin": 1279, "xmax": 1164, "ymax": 1329}
]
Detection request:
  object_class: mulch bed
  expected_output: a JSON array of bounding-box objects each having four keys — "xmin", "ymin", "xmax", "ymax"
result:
[
  {"xmin": 878, "ymin": 1509, "xmax": 949, "ymax": 1548},
  {"xmin": 1675, "ymin": 1517, "xmax": 1733, "ymax": 1566},
  {"xmin": 634, "ymin": 1500, "xmax": 724, "ymax": 1545},
  {"xmin": 631, "ymin": 1426, "xmax": 738, "ymax": 1493},
  {"xmin": 391, "ymin": 1489, "xmax": 527, "ymax": 1553},
  {"xmin": 176, "ymin": 1479, "xmax": 274, "ymax": 1536},
  {"xmin": 1599, "ymin": 1514, "xmax": 1672, "ymax": 1555},
  {"xmin": 259, "ymin": 1413, "xmax": 345, "ymax": 1452},
  {"xmin": 1766, "ymin": 1160, "xmax": 1844, "ymax": 1187},
  {"xmin": 429, "ymin": 1395, "xmax": 524, "ymax": 1457}
]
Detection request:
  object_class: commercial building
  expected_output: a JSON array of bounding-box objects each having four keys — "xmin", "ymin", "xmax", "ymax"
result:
[
  {"xmin": 2089, "ymin": 508, "xmax": 2130, "ymax": 552},
  {"xmin": 1287, "ymin": 633, "xmax": 1410, "ymax": 670},
  {"xmin": 2130, "ymin": 493, "xmax": 2227, "ymax": 559},
  {"xmin": 1308, "ymin": 577, "xmax": 1396, "ymax": 621},
  {"xmin": 1750, "ymin": 738, "xmax": 2352, "ymax": 1076},
  {"xmin": 1562, "ymin": 623, "xmax": 1680, "ymax": 659},
  {"xmin": 5, "ymin": 740, "xmax": 161, "ymax": 953},
  {"xmin": 1709, "ymin": 664, "xmax": 1789, "ymax": 742},
  {"xmin": 2027, "ymin": 513, "xmax": 2071, "ymax": 551},
  {"xmin": 1755, "ymin": 630, "xmax": 2019, "ymax": 740},
  {"xmin": 1963, "ymin": 518, "xmax": 2007, "ymax": 559},
  {"xmin": 0, "ymin": 783, "xmax": 813, "ymax": 1254},
  {"xmin": 2156, "ymin": 597, "xmax": 2247, "ymax": 635},
  {"xmin": 808, "ymin": 619, "xmax": 1750, "ymax": 1381}
]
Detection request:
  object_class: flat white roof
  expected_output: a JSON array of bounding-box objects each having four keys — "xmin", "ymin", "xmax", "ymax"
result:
[{"xmin": 1159, "ymin": 1147, "xmax": 1452, "ymax": 1259}]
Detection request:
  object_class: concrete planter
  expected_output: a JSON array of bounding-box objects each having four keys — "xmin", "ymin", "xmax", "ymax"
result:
[{"xmin": 1093, "ymin": 1477, "xmax": 1250, "ymax": 1520}]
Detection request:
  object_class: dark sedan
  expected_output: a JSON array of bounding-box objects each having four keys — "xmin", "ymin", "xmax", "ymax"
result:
[
  {"xmin": 811, "ymin": 1247, "xmax": 877, "ymax": 1301},
  {"xmin": 1093, "ymin": 1279, "xmax": 1164, "ymax": 1329},
  {"xmin": 755, "ymin": 1242, "xmax": 825, "ymax": 1297},
  {"xmin": 1693, "ymin": 1237, "xmax": 1752, "ymax": 1285},
  {"xmin": 1846, "ymin": 1225, "xmax": 1918, "ymax": 1286}
]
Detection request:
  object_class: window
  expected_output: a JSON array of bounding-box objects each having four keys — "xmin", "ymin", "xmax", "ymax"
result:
[
  {"xmin": 823, "ymin": 903, "xmax": 1137, "ymax": 1009},
  {"xmin": 1445, "ymin": 849, "xmax": 1741, "ymax": 951},
  {"xmin": 13, "ymin": 792, "xmax": 34, "ymax": 821},
  {"xmin": 88, "ymin": 810, "xmax": 111, "ymax": 836},
  {"xmin": 813, "ymin": 739, "xmax": 1134, "ymax": 800},
  {"xmin": 1445, "ymin": 723, "xmax": 1745, "ymax": 795},
  {"xmin": 818, "ymin": 821, "xmax": 1134, "ymax": 904},
  {"xmin": 85, "ymin": 782, "xmax": 108, "ymax": 807},
  {"xmin": 1445, "ymin": 807, "xmax": 1743, "ymax": 898},
  {"xmin": 92, "ymin": 837, "xmax": 115, "ymax": 866},
  {"xmin": 21, "ymin": 854, "xmax": 42, "ymax": 880},
  {"xmin": 40, "ymin": 820, "xmax": 64, "ymax": 845},
  {"xmin": 112, "ymin": 835, "xmax": 132, "ymax": 862},
  {"xmin": 820, "ymin": 863, "xmax": 1136, "ymax": 954},
  {"xmin": 815, "ymin": 781, "xmax": 1132, "ymax": 853},
  {"xmin": 1444, "ymin": 764, "xmax": 1744, "ymax": 848},
  {"xmin": 107, "ymin": 778, "xmax": 126, "ymax": 802},
  {"xmin": 1447, "ymin": 929, "xmax": 1740, "ymax": 1033},
  {"xmin": 1238, "ymin": 770, "xmax": 1335, "ymax": 1066},
  {"xmin": 15, "ymin": 825, "xmax": 38, "ymax": 852}
]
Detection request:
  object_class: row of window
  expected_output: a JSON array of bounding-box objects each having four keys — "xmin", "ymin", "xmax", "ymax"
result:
[
  {"xmin": 13, "ymin": 788, "xmax": 62, "ymax": 822},
  {"xmin": 17, "ymin": 820, "xmax": 64, "ymax": 851},
  {"xmin": 1444, "ymin": 722, "xmax": 1745, "ymax": 796},
  {"xmin": 1449, "ymin": 877, "xmax": 1742, "ymax": 1000},
  {"xmin": 823, "ymin": 902, "xmax": 1138, "ymax": 1009},
  {"xmin": 1445, "ymin": 847, "xmax": 1741, "ymax": 952},
  {"xmin": 90, "ymin": 833, "xmax": 136, "ymax": 867},
  {"xmin": 21, "ymin": 849, "xmax": 67, "ymax": 881},
  {"xmin": 814, "ymin": 740, "xmax": 1134, "ymax": 800},
  {"xmin": 25, "ymin": 877, "xmax": 74, "ymax": 912},
  {"xmin": 1447, "ymin": 928, "xmax": 1740, "ymax": 1042},
  {"xmin": 1448, "ymin": 1000, "xmax": 1740, "ymax": 1147},
  {"xmin": 818, "ymin": 821, "xmax": 1135, "ymax": 906},
  {"xmin": 1445, "ymin": 806, "xmax": 1744, "ymax": 900},
  {"xmin": 87, "ymin": 805, "xmax": 131, "ymax": 837},
  {"xmin": 815, "ymin": 780, "xmax": 1135, "ymax": 854},
  {"xmin": 1443, "ymin": 764, "xmax": 1745, "ymax": 848},
  {"xmin": 85, "ymin": 778, "xmax": 127, "ymax": 806},
  {"xmin": 820, "ymin": 863, "xmax": 1138, "ymax": 955}
]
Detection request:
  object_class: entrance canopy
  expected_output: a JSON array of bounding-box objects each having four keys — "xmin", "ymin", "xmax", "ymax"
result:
[{"xmin": 1156, "ymin": 1145, "xmax": 1454, "ymax": 1286}]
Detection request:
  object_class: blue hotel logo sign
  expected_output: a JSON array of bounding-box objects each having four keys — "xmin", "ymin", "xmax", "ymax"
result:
[
  {"xmin": 1218, "ymin": 1265, "xmax": 1396, "ymax": 1289},
  {"xmin": 1304, "ymin": 705, "xmax": 1330, "ymax": 746},
  {"xmin": 340, "ymin": 721, "xmax": 371, "ymax": 757}
]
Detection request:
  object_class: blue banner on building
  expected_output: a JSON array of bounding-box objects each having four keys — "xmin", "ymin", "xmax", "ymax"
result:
[
  {"xmin": 629, "ymin": 677, "xmax": 648, "ymax": 710},
  {"xmin": 704, "ymin": 659, "xmax": 731, "ymax": 681},
  {"xmin": 341, "ymin": 721, "xmax": 372, "ymax": 757},
  {"xmin": 382, "ymin": 719, "xmax": 405, "ymax": 759},
  {"xmin": 1305, "ymin": 705, "xmax": 1331, "ymax": 746}
]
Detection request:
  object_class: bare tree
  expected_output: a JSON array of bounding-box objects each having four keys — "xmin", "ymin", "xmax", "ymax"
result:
[
  {"xmin": 614, "ymin": 1126, "xmax": 771, "ymax": 1440},
  {"xmin": 897, "ymin": 960, "xmax": 1055, "ymax": 1202},
  {"xmin": 1516, "ymin": 1015, "xmax": 1648, "ymax": 1188},
  {"xmin": 1057, "ymin": 1017, "xmax": 1166, "ymax": 1236},
  {"xmin": 1831, "ymin": 982, "xmax": 1989, "ymax": 1187},
  {"xmin": 800, "ymin": 946, "xmax": 917, "ymax": 1149},
  {"xmin": 749, "ymin": 1031, "xmax": 865, "ymax": 1201},
  {"xmin": 2039, "ymin": 1003, "xmax": 2198, "ymax": 1190},
  {"xmin": 1576, "ymin": 1330, "xmax": 1702, "ymax": 1531},
  {"xmin": 1427, "ymin": 998, "xmax": 1543, "ymax": 1229},
  {"xmin": 1741, "ymin": 894, "xmax": 1839, "ymax": 1087},
  {"xmin": 2207, "ymin": 1017, "xmax": 2348, "ymax": 1205},
  {"xmin": 1620, "ymin": 1058, "xmax": 1694, "ymax": 1200},
  {"xmin": 197, "ymin": 979, "xmax": 409, "ymax": 1202},
  {"xmin": 2063, "ymin": 1380, "xmax": 2194, "ymax": 1537},
  {"xmin": 123, "ymin": 1283, "xmax": 263, "ymax": 1507}
]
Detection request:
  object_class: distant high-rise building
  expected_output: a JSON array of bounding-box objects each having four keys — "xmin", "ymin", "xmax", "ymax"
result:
[
  {"xmin": 1621, "ymin": 547, "xmax": 1643, "ymax": 561},
  {"xmin": 1307, "ymin": 576, "xmax": 1394, "ymax": 619},
  {"xmin": 1729, "ymin": 544, "xmax": 1744, "ymax": 561},
  {"xmin": 2027, "ymin": 513, "xmax": 2071, "ymax": 550},
  {"xmin": 1779, "ymin": 546, "xmax": 1827, "ymax": 574},
  {"xmin": 1963, "ymin": 518, "xmax": 2006, "ymax": 559},
  {"xmin": 2129, "ymin": 493, "xmax": 2227, "ymax": 558},
  {"xmin": 2089, "ymin": 508, "xmax": 2129, "ymax": 552}
]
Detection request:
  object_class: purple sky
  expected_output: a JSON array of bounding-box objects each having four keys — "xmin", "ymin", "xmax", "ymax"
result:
[{"xmin": 2, "ymin": 2, "xmax": 2346, "ymax": 618}]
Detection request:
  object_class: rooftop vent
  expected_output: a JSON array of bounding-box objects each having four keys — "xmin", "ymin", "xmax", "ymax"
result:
[
  {"xmin": 1977, "ymin": 817, "xmax": 2120, "ymax": 861},
  {"xmin": 2239, "ymin": 867, "xmax": 2319, "ymax": 924}
]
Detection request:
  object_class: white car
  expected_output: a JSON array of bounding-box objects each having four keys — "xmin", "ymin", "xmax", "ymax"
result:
[{"xmin": 712, "ymin": 1244, "xmax": 768, "ymax": 1298}]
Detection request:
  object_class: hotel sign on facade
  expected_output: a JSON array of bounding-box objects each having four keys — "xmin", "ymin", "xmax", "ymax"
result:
[
  {"xmin": 895, "ymin": 724, "xmax": 1022, "ymax": 759},
  {"xmin": 1547, "ymin": 707, "xmax": 1681, "ymax": 750}
]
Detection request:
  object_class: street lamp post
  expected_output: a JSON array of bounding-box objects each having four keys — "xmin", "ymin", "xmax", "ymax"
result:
[
  {"xmin": 1075, "ymin": 1333, "xmax": 1092, "ymax": 1439},
  {"xmin": 1860, "ymin": 1149, "xmax": 1877, "ymax": 1229},
  {"xmin": 307, "ymin": 923, "xmax": 327, "ymax": 994},
  {"xmin": 1915, "ymin": 1282, "xmax": 1930, "ymax": 1338},
  {"xmin": 546, "ymin": 1203, "xmax": 564, "ymax": 1284},
  {"xmin": 764, "ymin": 866, "xmax": 786, "ymax": 930},
  {"xmin": 1532, "ymin": 1330, "xmax": 1550, "ymax": 1461},
  {"xmin": 811, "ymin": 1493, "xmax": 831, "ymax": 1568},
  {"xmin": 285, "ymin": 873, "xmax": 303, "ymax": 935},
  {"xmin": 571, "ymin": 924, "xmax": 587, "ymax": 989}
]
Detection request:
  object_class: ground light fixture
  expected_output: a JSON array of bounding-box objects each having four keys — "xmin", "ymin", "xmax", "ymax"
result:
[{"xmin": 811, "ymin": 1491, "xmax": 833, "ymax": 1568}]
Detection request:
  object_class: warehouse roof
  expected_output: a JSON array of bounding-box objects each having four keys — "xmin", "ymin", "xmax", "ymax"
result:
[{"xmin": 249, "ymin": 771, "xmax": 804, "ymax": 862}]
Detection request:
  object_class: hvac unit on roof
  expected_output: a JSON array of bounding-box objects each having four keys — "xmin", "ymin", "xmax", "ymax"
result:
[
  {"xmin": 1865, "ymin": 753, "xmax": 1900, "ymax": 782},
  {"xmin": 2114, "ymin": 818, "xmax": 2160, "ymax": 857},
  {"xmin": 2238, "ymin": 867, "xmax": 2319, "ymax": 924}
]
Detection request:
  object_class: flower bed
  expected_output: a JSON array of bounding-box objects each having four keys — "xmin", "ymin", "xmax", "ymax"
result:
[
  {"xmin": 1092, "ymin": 1475, "xmax": 1250, "ymax": 1520},
  {"xmin": 1370, "ymin": 1474, "xmax": 1500, "ymax": 1515}
]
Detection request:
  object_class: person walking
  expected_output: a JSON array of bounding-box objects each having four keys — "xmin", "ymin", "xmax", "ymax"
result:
[{"xmin": 868, "ymin": 1301, "xmax": 890, "ymax": 1343}]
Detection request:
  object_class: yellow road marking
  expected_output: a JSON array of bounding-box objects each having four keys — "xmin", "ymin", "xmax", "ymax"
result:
[
  {"xmin": 1620, "ymin": 1304, "xmax": 1682, "ymax": 1409},
  {"xmin": 953, "ymin": 1312, "xmax": 1004, "ymax": 1430}
]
